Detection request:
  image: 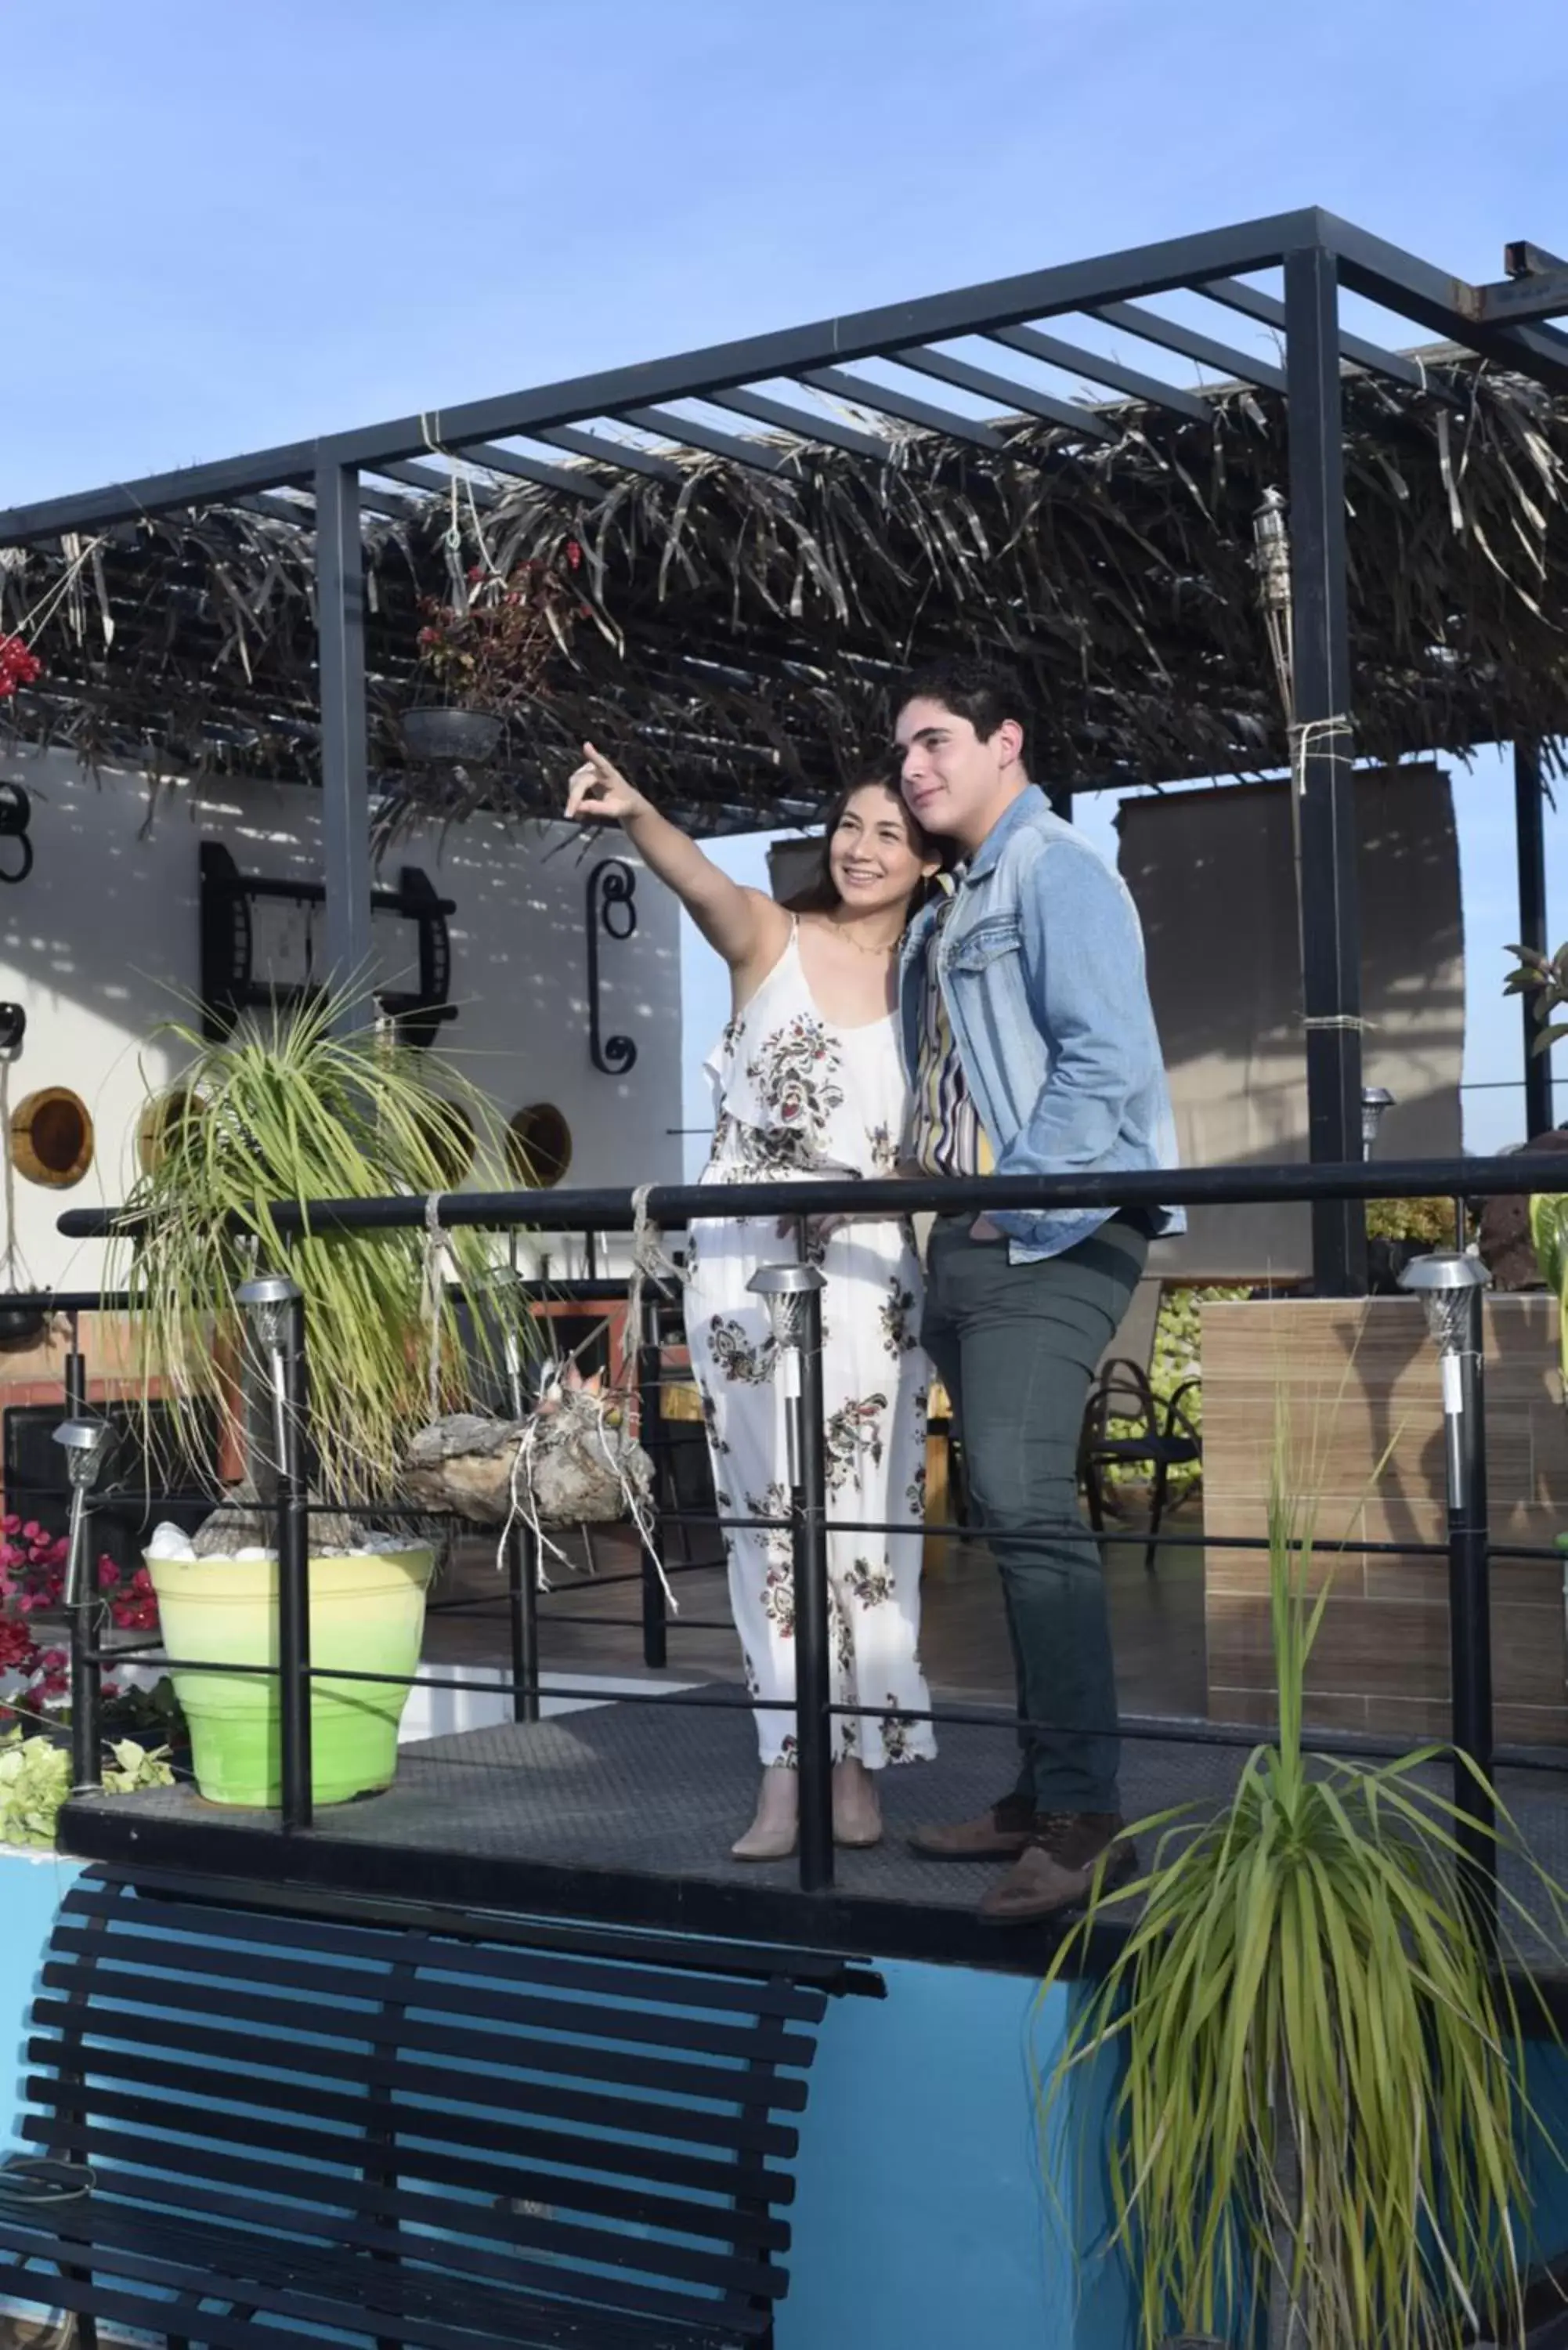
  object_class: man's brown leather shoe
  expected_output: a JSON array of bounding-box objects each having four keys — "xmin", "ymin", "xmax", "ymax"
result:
[
  {"xmin": 977, "ymin": 1812, "xmax": 1136, "ymax": 1925},
  {"xmin": 908, "ymin": 1792, "xmax": 1036, "ymax": 1862}
]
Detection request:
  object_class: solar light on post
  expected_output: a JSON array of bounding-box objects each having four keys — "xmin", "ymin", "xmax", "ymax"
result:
[{"xmin": 748, "ymin": 1262, "xmax": 832, "ymax": 1890}]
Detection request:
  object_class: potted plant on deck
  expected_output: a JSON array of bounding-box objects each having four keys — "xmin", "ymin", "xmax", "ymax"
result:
[
  {"xmin": 110, "ymin": 991, "xmax": 537, "ymax": 1809},
  {"xmin": 1037, "ymin": 1415, "xmax": 1568, "ymax": 2350}
]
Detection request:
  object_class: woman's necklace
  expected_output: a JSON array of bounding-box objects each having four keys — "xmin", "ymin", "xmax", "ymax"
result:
[{"xmin": 823, "ymin": 917, "xmax": 898, "ymax": 960}]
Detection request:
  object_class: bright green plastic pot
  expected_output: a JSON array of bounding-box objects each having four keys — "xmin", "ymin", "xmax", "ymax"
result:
[{"xmin": 146, "ymin": 1547, "xmax": 435, "ymax": 1807}]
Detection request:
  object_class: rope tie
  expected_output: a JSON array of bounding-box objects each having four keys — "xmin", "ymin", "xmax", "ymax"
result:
[
  {"xmin": 1287, "ymin": 713, "xmax": 1354, "ymax": 797},
  {"xmin": 621, "ymin": 1181, "xmax": 688, "ymax": 1387}
]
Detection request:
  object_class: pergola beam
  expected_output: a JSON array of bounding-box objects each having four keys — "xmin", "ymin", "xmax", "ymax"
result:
[
  {"xmin": 527, "ymin": 425, "xmax": 683, "ymax": 483},
  {"xmin": 453, "ymin": 440, "xmax": 628, "ymax": 498},
  {"xmin": 1090, "ymin": 301, "xmax": 1288, "ymax": 393},
  {"xmin": 0, "ymin": 208, "xmax": 1326, "ymax": 544},
  {"xmin": 888, "ymin": 346, "xmax": 1118, "ymax": 440},
  {"xmin": 614, "ymin": 408, "xmax": 789, "ymax": 474},
  {"xmin": 373, "ymin": 458, "xmax": 504, "ymax": 509},
  {"xmin": 1200, "ymin": 275, "xmax": 1465, "ymax": 403},
  {"xmin": 704, "ymin": 388, "xmax": 893, "ymax": 461},
  {"xmin": 986, "ymin": 324, "xmax": 1212, "ymax": 421},
  {"xmin": 797, "ymin": 367, "xmax": 1013, "ymax": 454},
  {"xmin": 1322, "ymin": 212, "xmax": 1568, "ymax": 395}
]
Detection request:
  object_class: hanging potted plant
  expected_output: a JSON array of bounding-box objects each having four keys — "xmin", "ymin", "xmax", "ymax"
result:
[
  {"xmin": 110, "ymin": 990, "xmax": 538, "ymax": 1809},
  {"xmin": 1036, "ymin": 1412, "xmax": 1568, "ymax": 2350},
  {"xmin": 400, "ymin": 543, "xmax": 587, "ymax": 766}
]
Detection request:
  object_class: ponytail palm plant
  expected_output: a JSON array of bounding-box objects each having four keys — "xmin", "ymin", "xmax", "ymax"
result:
[
  {"xmin": 1038, "ymin": 1425, "xmax": 1566, "ymax": 2350},
  {"xmin": 112, "ymin": 991, "xmax": 537, "ymax": 1509}
]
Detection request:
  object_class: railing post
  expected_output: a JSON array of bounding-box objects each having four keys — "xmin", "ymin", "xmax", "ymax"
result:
[
  {"xmin": 57, "ymin": 1342, "xmax": 105, "ymax": 1796},
  {"xmin": 503, "ymin": 1323, "xmax": 540, "ymax": 1724},
  {"xmin": 1400, "ymin": 1252, "xmax": 1496, "ymax": 1932},
  {"xmin": 240, "ymin": 1274, "xmax": 312, "ymax": 1829},
  {"xmin": 749, "ymin": 1263, "xmax": 832, "ymax": 1893},
  {"xmin": 637, "ymin": 1289, "xmax": 670, "ymax": 1671},
  {"xmin": 1515, "ymin": 736, "xmax": 1554, "ymax": 1139},
  {"xmin": 315, "ymin": 457, "xmax": 373, "ymax": 1036},
  {"xmin": 1285, "ymin": 239, "xmax": 1367, "ymax": 1298}
]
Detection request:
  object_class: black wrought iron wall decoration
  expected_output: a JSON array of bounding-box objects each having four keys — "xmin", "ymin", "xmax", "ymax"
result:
[
  {"xmin": 586, "ymin": 859, "xmax": 638, "ymax": 1076},
  {"xmin": 197, "ymin": 842, "xmax": 457, "ymax": 1047},
  {"xmin": 0, "ymin": 783, "xmax": 33, "ymax": 885}
]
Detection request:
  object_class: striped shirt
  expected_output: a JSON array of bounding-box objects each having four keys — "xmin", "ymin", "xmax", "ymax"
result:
[{"xmin": 908, "ymin": 887, "xmax": 994, "ymax": 1179}]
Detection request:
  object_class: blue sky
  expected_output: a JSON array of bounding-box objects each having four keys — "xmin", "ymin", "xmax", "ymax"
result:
[{"xmin": 5, "ymin": 0, "xmax": 1567, "ymax": 1168}]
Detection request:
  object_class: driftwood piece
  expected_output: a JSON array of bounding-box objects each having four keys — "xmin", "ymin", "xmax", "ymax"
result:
[{"xmin": 402, "ymin": 1401, "xmax": 652, "ymax": 1528}]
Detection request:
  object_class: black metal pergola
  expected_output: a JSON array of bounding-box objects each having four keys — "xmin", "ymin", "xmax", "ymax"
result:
[{"xmin": 3, "ymin": 204, "xmax": 1565, "ymax": 1294}]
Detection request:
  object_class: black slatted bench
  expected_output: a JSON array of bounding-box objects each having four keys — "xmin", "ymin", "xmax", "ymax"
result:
[{"xmin": 0, "ymin": 1865, "xmax": 880, "ymax": 2348}]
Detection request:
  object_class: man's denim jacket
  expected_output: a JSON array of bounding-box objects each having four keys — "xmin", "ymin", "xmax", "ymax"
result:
[{"xmin": 898, "ymin": 785, "xmax": 1183, "ymax": 1261}]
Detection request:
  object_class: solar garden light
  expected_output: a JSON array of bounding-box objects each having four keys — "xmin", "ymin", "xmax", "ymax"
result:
[
  {"xmin": 238, "ymin": 1272, "xmax": 304, "ymax": 1480},
  {"xmin": 52, "ymin": 1416, "xmax": 114, "ymax": 1796},
  {"xmin": 52, "ymin": 1419, "xmax": 112, "ymax": 1610},
  {"xmin": 747, "ymin": 1260, "xmax": 833, "ymax": 1890},
  {"xmin": 1398, "ymin": 1249, "xmax": 1496, "ymax": 1920},
  {"xmin": 1360, "ymin": 1083, "xmax": 1395, "ymax": 1158},
  {"xmin": 747, "ymin": 1262, "xmax": 825, "ymax": 1484},
  {"xmin": 237, "ymin": 1271, "xmax": 312, "ymax": 1828}
]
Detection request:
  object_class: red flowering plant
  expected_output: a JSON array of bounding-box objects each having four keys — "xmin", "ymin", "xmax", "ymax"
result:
[
  {"xmin": 411, "ymin": 543, "xmax": 596, "ymax": 718},
  {"xmin": 0, "ymin": 1511, "xmax": 160, "ymax": 1728},
  {"xmin": 0, "ymin": 634, "xmax": 42, "ymax": 700}
]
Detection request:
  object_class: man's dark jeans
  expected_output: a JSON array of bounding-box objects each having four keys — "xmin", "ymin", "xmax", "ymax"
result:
[{"xmin": 921, "ymin": 1213, "xmax": 1148, "ymax": 1814}]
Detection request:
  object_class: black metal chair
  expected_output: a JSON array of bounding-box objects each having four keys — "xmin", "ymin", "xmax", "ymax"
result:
[
  {"xmin": 1078, "ymin": 1298, "xmax": 1201, "ymax": 1577},
  {"xmin": 0, "ymin": 1865, "xmax": 876, "ymax": 2349}
]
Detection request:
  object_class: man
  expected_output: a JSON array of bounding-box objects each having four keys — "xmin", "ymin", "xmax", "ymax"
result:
[{"xmin": 894, "ymin": 657, "xmax": 1180, "ymax": 1924}]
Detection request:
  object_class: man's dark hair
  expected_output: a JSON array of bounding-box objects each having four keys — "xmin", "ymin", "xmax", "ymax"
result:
[{"xmin": 894, "ymin": 656, "xmax": 1030, "ymax": 756}]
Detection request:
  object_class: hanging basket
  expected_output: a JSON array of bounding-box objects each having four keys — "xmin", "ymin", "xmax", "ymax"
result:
[
  {"xmin": 0, "ymin": 1303, "xmax": 46, "ymax": 1348},
  {"xmin": 399, "ymin": 708, "xmax": 503, "ymax": 766}
]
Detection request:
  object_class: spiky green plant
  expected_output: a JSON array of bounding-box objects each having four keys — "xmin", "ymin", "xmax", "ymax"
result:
[
  {"xmin": 1529, "ymin": 1195, "xmax": 1568, "ymax": 1394},
  {"xmin": 110, "ymin": 991, "xmax": 537, "ymax": 1507},
  {"xmin": 1037, "ymin": 1419, "xmax": 1566, "ymax": 2350}
]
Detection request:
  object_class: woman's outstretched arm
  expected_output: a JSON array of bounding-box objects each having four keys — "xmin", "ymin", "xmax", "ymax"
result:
[{"xmin": 565, "ymin": 743, "xmax": 785, "ymax": 973}]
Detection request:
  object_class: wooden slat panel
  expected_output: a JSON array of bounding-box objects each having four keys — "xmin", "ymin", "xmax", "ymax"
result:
[{"xmin": 1200, "ymin": 1296, "xmax": 1568, "ymax": 1741}]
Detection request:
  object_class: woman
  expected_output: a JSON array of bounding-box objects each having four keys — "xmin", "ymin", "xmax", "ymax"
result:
[{"xmin": 564, "ymin": 744, "xmax": 940, "ymax": 1860}]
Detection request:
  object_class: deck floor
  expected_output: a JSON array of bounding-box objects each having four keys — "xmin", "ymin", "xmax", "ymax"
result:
[
  {"xmin": 63, "ymin": 1678, "xmax": 1568, "ymax": 1979},
  {"xmin": 65, "ymin": 1505, "xmax": 1568, "ymax": 1982}
]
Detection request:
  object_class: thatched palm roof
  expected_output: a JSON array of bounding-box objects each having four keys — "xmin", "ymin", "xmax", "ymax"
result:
[{"xmin": 2, "ymin": 348, "xmax": 1566, "ymax": 837}]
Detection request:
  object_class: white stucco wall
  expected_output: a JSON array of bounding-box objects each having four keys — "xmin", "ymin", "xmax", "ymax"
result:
[{"xmin": 0, "ymin": 747, "xmax": 681, "ymax": 1292}]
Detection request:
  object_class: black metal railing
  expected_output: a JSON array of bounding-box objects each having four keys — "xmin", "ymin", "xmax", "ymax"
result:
[{"xmin": 27, "ymin": 1150, "xmax": 1568, "ymax": 1908}]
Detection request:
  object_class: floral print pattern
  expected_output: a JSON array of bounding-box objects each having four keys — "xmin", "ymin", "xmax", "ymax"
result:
[
  {"xmin": 686, "ymin": 925, "xmax": 936, "ymax": 1771},
  {"xmin": 746, "ymin": 1012, "xmax": 845, "ymax": 1145},
  {"xmin": 880, "ymin": 1273, "xmax": 919, "ymax": 1358},
  {"xmin": 824, "ymin": 1395, "xmax": 888, "ymax": 1494},
  {"xmin": 706, "ymin": 1316, "xmax": 774, "ymax": 1385}
]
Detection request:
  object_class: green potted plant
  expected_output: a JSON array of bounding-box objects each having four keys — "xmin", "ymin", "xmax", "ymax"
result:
[
  {"xmin": 111, "ymin": 991, "xmax": 537, "ymax": 1809},
  {"xmin": 1037, "ymin": 1415, "xmax": 1567, "ymax": 2350}
]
